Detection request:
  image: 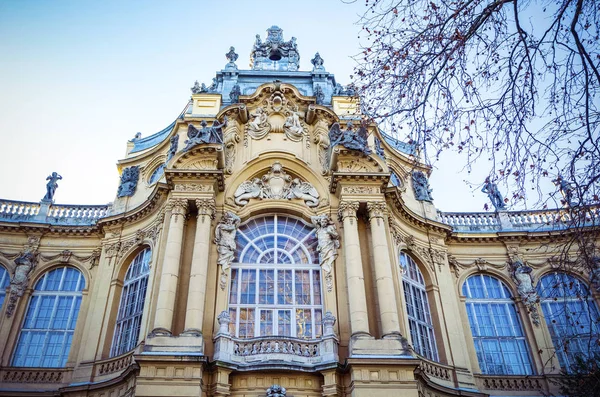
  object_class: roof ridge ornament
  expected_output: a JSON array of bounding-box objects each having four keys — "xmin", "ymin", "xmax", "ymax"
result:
[{"xmin": 250, "ymin": 26, "xmax": 299, "ymax": 71}]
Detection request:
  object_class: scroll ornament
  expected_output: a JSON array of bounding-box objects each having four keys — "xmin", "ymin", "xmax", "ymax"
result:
[
  {"xmin": 234, "ymin": 162, "xmax": 319, "ymax": 208},
  {"xmin": 214, "ymin": 212, "xmax": 241, "ymax": 290},
  {"xmin": 311, "ymin": 214, "xmax": 340, "ymax": 292}
]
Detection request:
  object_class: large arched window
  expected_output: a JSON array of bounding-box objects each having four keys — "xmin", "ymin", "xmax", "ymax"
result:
[
  {"xmin": 538, "ymin": 272, "xmax": 600, "ymax": 370},
  {"xmin": 12, "ymin": 266, "xmax": 84, "ymax": 367},
  {"xmin": 0, "ymin": 265, "xmax": 9, "ymax": 309},
  {"xmin": 463, "ymin": 274, "xmax": 533, "ymax": 375},
  {"xmin": 110, "ymin": 248, "xmax": 151, "ymax": 357},
  {"xmin": 229, "ymin": 215, "xmax": 321, "ymax": 339},
  {"xmin": 400, "ymin": 252, "xmax": 439, "ymax": 361}
]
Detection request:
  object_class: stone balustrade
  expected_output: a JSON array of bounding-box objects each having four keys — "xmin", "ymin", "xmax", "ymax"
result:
[
  {"xmin": 438, "ymin": 206, "xmax": 599, "ymax": 233},
  {"xmin": 0, "ymin": 199, "xmax": 110, "ymax": 226},
  {"xmin": 476, "ymin": 375, "xmax": 548, "ymax": 392},
  {"xmin": 93, "ymin": 351, "xmax": 135, "ymax": 378},
  {"xmin": 418, "ymin": 357, "xmax": 453, "ymax": 383},
  {"xmin": 213, "ymin": 334, "xmax": 338, "ymax": 369},
  {"xmin": 1, "ymin": 367, "xmax": 69, "ymax": 384}
]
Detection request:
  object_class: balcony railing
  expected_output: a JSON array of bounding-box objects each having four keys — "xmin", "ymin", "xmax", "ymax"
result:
[
  {"xmin": 0, "ymin": 199, "xmax": 110, "ymax": 226},
  {"xmin": 438, "ymin": 206, "xmax": 599, "ymax": 233}
]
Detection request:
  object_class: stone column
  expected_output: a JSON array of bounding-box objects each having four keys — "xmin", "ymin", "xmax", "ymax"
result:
[
  {"xmin": 183, "ymin": 198, "xmax": 216, "ymax": 336},
  {"xmin": 338, "ymin": 201, "xmax": 370, "ymax": 337},
  {"xmin": 367, "ymin": 202, "xmax": 402, "ymax": 338},
  {"xmin": 152, "ymin": 198, "xmax": 188, "ymax": 335}
]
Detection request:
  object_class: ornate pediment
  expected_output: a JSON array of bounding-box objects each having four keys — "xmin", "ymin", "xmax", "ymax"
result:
[{"xmin": 233, "ymin": 162, "xmax": 319, "ymax": 208}]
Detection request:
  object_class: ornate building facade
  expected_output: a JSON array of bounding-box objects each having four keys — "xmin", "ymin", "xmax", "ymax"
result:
[{"xmin": 0, "ymin": 27, "xmax": 598, "ymax": 397}]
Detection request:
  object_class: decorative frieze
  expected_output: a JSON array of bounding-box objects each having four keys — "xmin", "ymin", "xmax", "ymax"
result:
[
  {"xmin": 342, "ymin": 186, "xmax": 378, "ymax": 194},
  {"xmin": 174, "ymin": 183, "xmax": 214, "ymax": 192}
]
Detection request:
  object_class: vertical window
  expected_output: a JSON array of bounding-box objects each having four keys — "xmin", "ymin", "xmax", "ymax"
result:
[
  {"xmin": 463, "ymin": 274, "xmax": 533, "ymax": 374},
  {"xmin": 148, "ymin": 163, "xmax": 165, "ymax": 185},
  {"xmin": 0, "ymin": 266, "xmax": 9, "ymax": 309},
  {"xmin": 229, "ymin": 215, "xmax": 322, "ymax": 338},
  {"xmin": 12, "ymin": 267, "xmax": 84, "ymax": 367},
  {"xmin": 538, "ymin": 272, "xmax": 600, "ymax": 370},
  {"xmin": 110, "ymin": 248, "xmax": 151, "ymax": 357},
  {"xmin": 400, "ymin": 252, "xmax": 439, "ymax": 361}
]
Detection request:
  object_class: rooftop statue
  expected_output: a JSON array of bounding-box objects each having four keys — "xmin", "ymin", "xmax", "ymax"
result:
[
  {"xmin": 183, "ymin": 117, "xmax": 227, "ymax": 152},
  {"xmin": 42, "ymin": 172, "xmax": 62, "ymax": 202},
  {"xmin": 554, "ymin": 175, "xmax": 576, "ymax": 206},
  {"xmin": 333, "ymin": 83, "xmax": 357, "ymax": 96},
  {"xmin": 329, "ymin": 121, "xmax": 371, "ymax": 156},
  {"xmin": 250, "ymin": 26, "xmax": 299, "ymax": 71},
  {"xmin": 481, "ymin": 179, "xmax": 507, "ymax": 211}
]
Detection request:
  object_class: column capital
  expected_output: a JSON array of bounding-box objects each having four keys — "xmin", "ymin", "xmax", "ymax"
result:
[
  {"xmin": 166, "ymin": 198, "xmax": 189, "ymax": 215},
  {"xmin": 338, "ymin": 201, "xmax": 360, "ymax": 223},
  {"xmin": 366, "ymin": 201, "xmax": 388, "ymax": 221},
  {"xmin": 195, "ymin": 198, "xmax": 216, "ymax": 222}
]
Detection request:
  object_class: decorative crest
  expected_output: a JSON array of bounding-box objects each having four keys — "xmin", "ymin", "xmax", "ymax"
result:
[
  {"xmin": 412, "ymin": 171, "xmax": 433, "ymax": 202},
  {"xmin": 251, "ymin": 26, "xmax": 299, "ymax": 71},
  {"xmin": 117, "ymin": 166, "xmax": 139, "ymax": 198}
]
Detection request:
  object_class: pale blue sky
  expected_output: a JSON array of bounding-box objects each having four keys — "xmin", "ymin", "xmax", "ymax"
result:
[{"xmin": 0, "ymin": 0, "xmax": 494, "ymax": 211}]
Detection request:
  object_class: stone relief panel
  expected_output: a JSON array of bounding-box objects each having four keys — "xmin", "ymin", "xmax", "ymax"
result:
[{"xmin": 234, "ymin": 162, "xmax": 319, "ymax": 208}]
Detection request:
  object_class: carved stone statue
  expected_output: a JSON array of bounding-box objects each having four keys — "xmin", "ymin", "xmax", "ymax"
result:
[
  {"xmin": 481, "ymin": 179, "xmax": 506, "ymax": 210},
  {"xmin": 214, "ymin": 212, "xmax": 241, "ymax": 290},
  {"xmin": 191, "ymin": 80, "xmax": 205, "ymax": 94},
  {"xmin": 234, "ymin": 178, "xmax": 264, "ymax": 206},
  {"xmin": 167, "ymin": 134, "xmax": 179, "ymax": 162},
  {"xmin": 43, "ymin": 172, "xmax": 62, "ymax": 202},
  {"xmin": 183, "ymin": 117, "xmax": 227, "ymax": 152},
  {"xmin": 311, "ymin": 214, "xmax": 340, "ymax": 292},
  {"xmin": 250, "ymin": 26, "xmax": 300, "ymax": 72},
  {"xmin": 266, "ymin": 384, "xmax": 286, "ymax": 397},
  {"xmin": 311, "ymin": 52, "xmax": 325, "ymax": 71},
  {"xmin": 333, "ymin": 83, "xmax": 357, "ymax": 96},
  {"xmin": 375, "ymin": 137, "xmax": 385, "ymax": 158},
  {"xmin": 510, "ymin": 256, "xmax": 540, "ymax": 326},
  {"xmin": 412, "ymin": 171, "xmax": 433, "ymax": 202},
  {"xmin": 287, "ymin": 179, "xmax": 319, "ymax": 207},
  {"xmin": 283, "ymin": 106, "xmax": 305, "ymax": 141},
  {"xmin": 247, "ymin": 107, "xmax": 270, "ymax": 139},
  {"xmin": 314, "ymin": 85, "xmax": 325, "ymax": 105},
  {"xmin": 554, "ymin": 175, "xmax": 576, "ymax": 206},
  {"xmin": 10, "ymin": 249, "xmax": 37, "ymax": 297},
  {"xmin": 329, "ymin": 121, "xmax": 371, "ymax": 155},
  {"xmin": 229, "ymin": 84, "xmax": 241, "ymax": 103},
  {"xmin": 590, "ymin": 257, "xmax": 600, "ymax": 292},
  {"xmin": 117, "ymin": 166, "xmax": 140, "ymax": 198},
  {"xmin": 234, "ymin": 162, "xmax": 320, "ymax": 208}
]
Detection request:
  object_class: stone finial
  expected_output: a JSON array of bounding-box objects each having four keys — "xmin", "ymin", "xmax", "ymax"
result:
[
  {"xmin": 225, "ymin": 46, "xmax": 238, "ymax": 69},
  {"xmin": 311, "ymin": 52, "xmax": 325, "ymax": 71},
  {"xmin": 217, "ymin": 310, "xmax": 231, "ymax": 335},
  {"xmin": 42, "ymin": 172, "xmax": 62, "ymax": 202},
  {"xmin": 322, "ymin": 311, "xmax": 336, "ymax": 336}
]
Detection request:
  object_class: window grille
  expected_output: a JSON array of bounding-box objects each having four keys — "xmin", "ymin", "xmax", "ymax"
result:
[
  {"xmin": 400, "ymin": 252, "xmax": 439, "ymax": 361},
  {"xmin": 229, "ymin": 215, "xmax": 322, "ymax": 339},
  {"xmin": 12, "ymin": 266, "xmax": 84, "ymax": 367},
  {"xmin": 463, "ymin": 274, "xmax": 533, "ymax": 374},
  {"xmin": 110, "ymin": 248, "xmax": 151, "ymax": 357}
]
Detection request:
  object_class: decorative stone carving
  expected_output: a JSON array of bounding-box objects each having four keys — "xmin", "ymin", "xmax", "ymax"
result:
[
  {"xmin": 174, "ymin": 184, "xmax": 213, "ymax": 192},
  {"xmin": 117, "ymin": 166, "xmax": 139, "ymax": 198},
  {"xmin": 191, "ymin": 81, "xmax": 204, "ymax": 94},
  {"xmin": 375, "ymin": 137, "xmax": 385, "ymax": 159},
  {"xmin": 217, "ymin": 310, "xmax": 231, "ymax": 335},
  {"xmin": 322, "ymin": 311, "xmax": 336, "ymax": 336},
  {"xmin": 342, "ymin": 186, "xmax": 377, "ymax": 194},
  {"xmin": 314, "ymin": 85, "xmax": 325, "ymax": 105},
  {"xmin": 329, "ymin": 121, "xmax": 371, "ymax": 156},
  {"xmin": 311, "ymin": 52, "xmax": 325, "ymax": 71},
  {"xmin": 283, "ymin": 105, "xmax": 306, "ymax": 141},
  {"xmin": 337, "ymin": 160, "xmax": 371, "ymax": 172},
  {"xmin": 88, "ymin": 248, "xmax": 101, "ymax": 269},
  {"xmin": 214, "ymin": 211, "xmax": 241, "ymax": 290},
  {"xmin": 251, "ymin": 26, "xmax": 299, "ymax": 72},
  {"xmin": 266, "ymin": 384, "xmax": 287, "ymax": 397},
  {"xmin": 590, "ymin": 257, "xmax": 600, "ymax": 292},
  {"xmin": 42, "ymin": 172, "xmax": 62, "ymax": 202},
  {"xmin": 310, "ymin": 214, "xmax": 340, "ymax": 292},
  {"xmin": 6, "ymin": 248, "xmax": 38, "ymax": 317},
  {"xmin": 482, "ymin": 179, "xmax": 506, "ymax": 210},
  {"xmin": 412, "ymin": 171, "xmax": 433, "ymax": 202},
  {"xmin": 367, "ymin": 202, "xmax": 387, "ymax": 226},
  {"xmin": 509, "ymin": 253, "xmax": 540, "ymax": 326},
  {"xmin": 338, "ymin": 201, "xmax": 360, "ymax": 224},
  {"xmin": 167, "ymin": 134, "xmax": 179, "ymax": 162},
  {"xmin": 183, "ymin": 118, "xmax": 227, "ymax": 152},
  {"xmin": 229, "ymin": 84, "xmax": 241, "ymax": 103},
  {"xmin": 225, "ymin": 46, "xmax": 238, "ymax": 69},
  {"xmin": 167, "ymin": 198, "xmax": 188, "ymax": 225},
  {"xmin": 223, "ymin": 121, "xmax": 240, "ymax": 174},
  {"xmin": 247, "ymin": 107, "xmax": 271, "ymax": 140},
  {"xmin": 196, "ymin": 198, "xmax": 216, "ymax": 223},
  {"xmin": 313, "ymin": 118, "xmax": 330, "ymax": 175},
  {"xmin": 333, "ymin": 83, "xmax": 357, "ymax": 96},
  {"xmin": 233, "ymin": 162, "xmax": 319, "ymax": 208}
]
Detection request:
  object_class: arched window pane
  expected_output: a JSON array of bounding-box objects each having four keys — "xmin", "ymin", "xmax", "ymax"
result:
[
  {"xmin": 0, "ymin": 266, "xmax": 9, "ymax": 309},
  {"xmin": 148, "ymin": 163, "xmax": 165, "ymax": 185},
  {"xmin": 110, "ymin": 248, "xmax": 151, "ymax": 357},
  {"xmin": 463, "ymin": 274, "xmax": 533, "ymax": 375},
  {"xmin": 12, "ymin": 267, "xmax": 84, "ymax": 367},
  {"xmin": 400, "ymin": 252, "xmax": 438, "ymax": 361},
  {"xmin": 229, "ymin": 215, "xmax": 322, "ymax": 338},
  {"xmin": 537, "ymin": 272, "xmax": 600, "ymax": 370}
]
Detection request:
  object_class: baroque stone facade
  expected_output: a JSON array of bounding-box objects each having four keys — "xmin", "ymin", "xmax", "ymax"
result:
[{"xmin": 0, "ymin": 26, "xmax": 598, "ymax": 397}]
